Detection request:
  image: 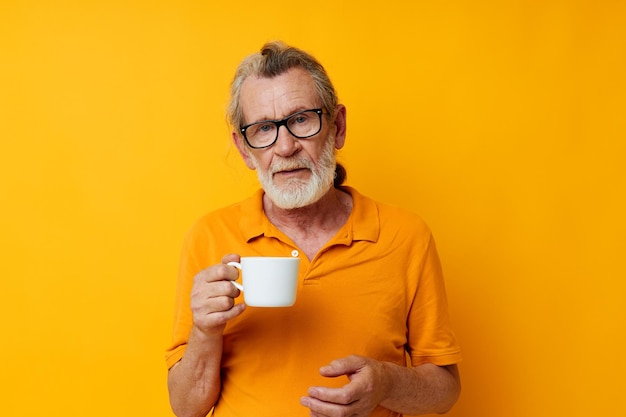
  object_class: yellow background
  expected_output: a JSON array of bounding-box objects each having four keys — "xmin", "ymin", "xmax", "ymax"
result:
[{"xmin": 1, "ymin": 1, "xmax": 624, "ymax": 416}]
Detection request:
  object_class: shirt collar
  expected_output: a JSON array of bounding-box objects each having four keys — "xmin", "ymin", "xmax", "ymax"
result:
[{"xmin": 238, "ymin": 186, "xmax": 380, "ymax": 244}]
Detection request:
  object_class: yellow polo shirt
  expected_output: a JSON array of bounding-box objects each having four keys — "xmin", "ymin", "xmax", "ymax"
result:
[{"xmin": 166, "ymin": 187, "xmax": 461, "ymax": 417}]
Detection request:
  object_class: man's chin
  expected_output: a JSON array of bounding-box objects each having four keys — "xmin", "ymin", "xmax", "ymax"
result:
[
  {"xmin": 259, "ymin": 164, "xmax": 334, "ymax": 210},
  {"xmin": 266, "ymin": 181, "xmax": 333, "ymax": 210}
]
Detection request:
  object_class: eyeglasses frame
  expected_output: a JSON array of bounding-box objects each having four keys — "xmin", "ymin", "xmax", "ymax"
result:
[{"xmin": 239, "ymin": 108, "xmax": 325, "ymax": 149}]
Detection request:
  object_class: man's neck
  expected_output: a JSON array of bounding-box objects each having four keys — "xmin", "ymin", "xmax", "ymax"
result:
[{"xmin": 262, "ymin": 187, "xmax": 353, "ymax": 259}]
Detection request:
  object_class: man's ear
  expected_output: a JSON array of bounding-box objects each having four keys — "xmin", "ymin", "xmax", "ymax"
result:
[
  {"xmin": 333, "ymin": 104, "xmax": 347, "ymax": 150},
  {"xmin": 232, "ymin": 131, "xmax": 256, "ymax": 170}
]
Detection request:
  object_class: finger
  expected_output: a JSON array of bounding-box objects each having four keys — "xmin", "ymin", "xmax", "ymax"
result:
[
  {"xmin": 206, "ymin": 292, "xmax": 238, "ymax": 312},
  {"xmin": 190, "ymin": 281, "xmax": 241, "ymax": 317},
  {"xmin": 191, "ymin": 277, "xmax": 239, "ymax": 307},
  {"xmin": 213, "ymin": 279, "xmax": 241, "ymax": 298},
  {"xmin": 196, "ymin": 263, "xmax": 240, "ymax": 285},
  {"xmin": 300, "ymin": 393, "xmax": 358, "ymax": 415},
  {"xmin": 196, "ymin": 292, "xmax": 245, "ymax": 317},
  {"xmin": 320, "ymin": 355, "xmax": 365, "ymax": 378},
  {"xmin": 221, "ymin": 253, "xmax": 240, "ymax": 264},
  {"xmin": 198, "ymin": 302, "xmax": 246, "ymax": 328},
  {"xmin": 307, "ymin": 385, "xmax": 358, "ymax": 406},
  {"xmin": 218, "ymin": 302, "xmax": 246, "ymax": 321}
]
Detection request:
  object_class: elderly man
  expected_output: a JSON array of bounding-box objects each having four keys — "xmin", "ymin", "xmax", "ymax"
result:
[{"xmin": 166, "ymin": 41, "xmax": 461, "ymax": 417}]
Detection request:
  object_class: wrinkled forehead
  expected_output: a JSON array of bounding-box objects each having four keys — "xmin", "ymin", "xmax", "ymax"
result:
[{"xmin": 239, "ymin": 68, "xmax": 320, "ymax": 124}]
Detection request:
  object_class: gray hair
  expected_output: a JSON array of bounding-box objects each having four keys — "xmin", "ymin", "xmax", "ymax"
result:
[{"xmin": 227, "ymin": 41, "xmax": 339, "ymax": 131}]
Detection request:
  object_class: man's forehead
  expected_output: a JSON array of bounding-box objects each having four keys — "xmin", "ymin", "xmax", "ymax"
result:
[{"xmin": 240, "ymin": 69, "xmax": 319, "ymax": 121}]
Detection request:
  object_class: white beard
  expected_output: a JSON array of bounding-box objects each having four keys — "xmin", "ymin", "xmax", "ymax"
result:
[{"xmin": 251, "ymin": 136, "xmax": 336, "ymax": 210}]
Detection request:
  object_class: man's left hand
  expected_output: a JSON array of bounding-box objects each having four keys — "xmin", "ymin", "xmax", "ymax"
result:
[{"xmin": 300, "ymin": 355, "xmax": 390, "ymax": 417}]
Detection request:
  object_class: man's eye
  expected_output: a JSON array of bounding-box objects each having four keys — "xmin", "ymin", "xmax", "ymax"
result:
[{"xmin": 258, "ymin": 123, "xmax": 274, "ymax": 133}]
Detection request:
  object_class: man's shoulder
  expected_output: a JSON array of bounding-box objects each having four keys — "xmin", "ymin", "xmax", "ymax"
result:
[
  {"xmin": 350, "ymin": 187, "xmax": 431, "ymax": 231},
  {"xmin": 185, "ymin": 191, "xmax": 261, "ymax": 239},
  {"xmin": 195, "ymin": 190, "xmax": 262, "ymax": 226},
  {"xmin": 197, "ymin": 200, "xmax": 245, "ymax": 223}
]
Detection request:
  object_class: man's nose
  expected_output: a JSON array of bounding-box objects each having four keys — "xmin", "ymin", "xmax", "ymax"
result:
[{"xmin": 273, "ymin": 125, "xmax": 300, "ymax": 156}]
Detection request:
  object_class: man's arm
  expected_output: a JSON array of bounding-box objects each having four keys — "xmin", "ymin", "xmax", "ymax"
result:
[
  {"xmin": 379, "ymin": 362, "xmax": 460, "ymax": 415},
  {"xmin": 300, "ymin": 355, "xmax": 460, "ymax": 416},
  {"xmin": 167, "ymin": 327, "xmax": 224, "ymax": 417},
  {"xmin": 168, "ymin": 256, "xmax": 246, "ymax": 417}
]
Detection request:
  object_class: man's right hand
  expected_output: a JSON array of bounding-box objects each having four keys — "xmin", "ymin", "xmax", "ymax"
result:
[{"xmin": 190, "ymin": 253, "xmax": 246, "ymax": 334}]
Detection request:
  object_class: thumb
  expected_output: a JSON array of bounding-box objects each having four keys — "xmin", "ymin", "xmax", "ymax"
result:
[
  {"xmin": 320, "ymin": 355, "xmax": 366, "ymax": 378},
  {"xmin": 221, "ymin": 253, "xmax": 241, "ymax": 264}
]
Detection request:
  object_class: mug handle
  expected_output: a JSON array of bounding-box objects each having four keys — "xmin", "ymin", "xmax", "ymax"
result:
[{"xmin": 227, "ymin": 261, "xmax": 244, "ymax": 291}]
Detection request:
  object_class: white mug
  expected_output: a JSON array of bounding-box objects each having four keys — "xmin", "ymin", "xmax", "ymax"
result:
[{"xmin": 227, "ymin": 257, "xmax": 300, "ymax": 307}]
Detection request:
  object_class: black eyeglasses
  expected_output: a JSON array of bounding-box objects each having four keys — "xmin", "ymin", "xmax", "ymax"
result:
[{"xmin": 240, "ymin": 108, "xmax": 324, "ymax": 149}]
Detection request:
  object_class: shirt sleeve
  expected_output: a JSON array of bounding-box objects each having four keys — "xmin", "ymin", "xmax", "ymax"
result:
[
  {"xmin": 164, "ymin": 227, "xmax": 204, "ymax": 369},
  {"xmin": 407, "ymin": 233, "xmax": 462, "ymax": 366}
]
